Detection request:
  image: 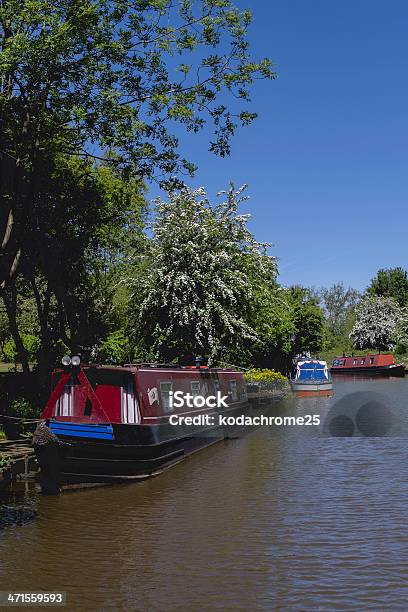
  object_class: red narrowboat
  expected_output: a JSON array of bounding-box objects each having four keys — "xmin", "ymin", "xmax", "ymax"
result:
[
  {"xmin": 38, "ymin": 359, "xmax": 254, "ymax": 490},
  {"xmin": 330, "ymin": 354, "xmax": 405, "ymax": 376}
]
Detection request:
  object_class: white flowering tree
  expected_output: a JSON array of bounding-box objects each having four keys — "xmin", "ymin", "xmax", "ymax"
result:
[
  {"xmin": 134, "ymin": 185, "xmax": 277, "ymax": 364},
  {"xmin": 349, "ymin": 295, "xmax": 407, "ymax": 350}
]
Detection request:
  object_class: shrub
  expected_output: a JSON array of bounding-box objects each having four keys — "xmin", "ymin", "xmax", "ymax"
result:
[
  {"xmin": 245, "ymin": 368, "xmax": 289, "ymax": 394},
  {"xmin": 395, "ymin": 342, "xmax": 408, "ymax": 355},
  {"xmin": 10, "ymin": 398, "xmax": 38, "ymax": 420},
  {"xmin": 3, "ymin": 334, "xmax": 41, "ymax": 363},
  {"xmin": 244, "ymin": 368, "xmax": 286, "ymax": 383},
  {"xmin": 0, "ymin": 455, "xmax": 11, "ymax": 470},
  {"xmin": 92, "ymin": 330, "xmax": 129, "ymax": 365}
]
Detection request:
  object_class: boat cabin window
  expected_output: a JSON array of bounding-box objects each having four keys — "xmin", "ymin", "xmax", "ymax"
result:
[
  {"xmin": 369, "ymin": 357, "xmax": 374, "ymax": 364},
  {"xmin": 353, "ymin": 358, "xmax": 358, "ymax": 365},
  {"xmin": 122, "ymin": 379, "xmax": 140, "ymax": 424},
  {"xmin": 160, "ymin": 381, "xmax": 173, "ymax": 412},
  {"xmin": 202, "ymin": 380, "xmax": 217, "ymax": 396},
  {"xmin": 84, "ymin": 369, "xmax": 141, "ymax": 423},
  {"xmin": 332, "ymin": 359, "xmax": 339, "ymax": 366},
  {"xmin": 230, "ymin": 380, "xmax": 238, "ymax": 402},
  {"xmin": 55, "ymin": 378, "xmax": 76, "ymax": 417},
  {"xmin": 191, "ymin": 381, "xmax": 200, "ymax": 396},
  {"xmin": 361, "ymin": 358, "xmax": 366, "ymax": 365}
]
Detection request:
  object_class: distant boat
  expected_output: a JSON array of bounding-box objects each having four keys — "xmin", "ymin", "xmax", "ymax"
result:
[
  {"xmin": 330, "ymin": 354, "xmax": 405, "ymax": 376},
  {"xmin": 291, "ymin": 360, "xmax": 333, "ymax": 393}
]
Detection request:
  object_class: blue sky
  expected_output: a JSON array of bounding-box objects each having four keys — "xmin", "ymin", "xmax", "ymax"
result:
[{"xmin": 152, "ymin": 1, "xmax": 408, "ymax": 291}]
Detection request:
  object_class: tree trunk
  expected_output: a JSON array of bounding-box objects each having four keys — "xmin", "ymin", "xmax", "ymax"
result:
[
  {"xmin": 1, "ymin": 285, "xmax": 30, "ymax": 375},
  {"xmin": 30, "ymin": 278, "xmax": 56, "ymax": 386}
]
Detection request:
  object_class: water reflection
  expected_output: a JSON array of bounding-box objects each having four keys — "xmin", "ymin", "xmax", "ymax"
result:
[{"xmin": 1, "ymin": 378, "xmax": 408, "ymax": 610}]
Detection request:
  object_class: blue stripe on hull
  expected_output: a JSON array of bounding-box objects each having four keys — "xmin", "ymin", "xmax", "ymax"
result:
[{"xmin": 49, "ymin": 421, "xmax": 114, "ymax": 440}]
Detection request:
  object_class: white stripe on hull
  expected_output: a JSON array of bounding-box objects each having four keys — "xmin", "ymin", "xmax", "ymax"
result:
[{"xmin": 291, "ymin": 382, "xmax": 333, "ymax": 392}]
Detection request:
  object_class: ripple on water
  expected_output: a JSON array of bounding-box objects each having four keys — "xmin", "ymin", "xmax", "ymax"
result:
[{"xmin": 1, "ymin": 380, "xmax": 408, "ymax": 609}]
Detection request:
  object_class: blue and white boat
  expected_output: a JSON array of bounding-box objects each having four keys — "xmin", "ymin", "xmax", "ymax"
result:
[{"xmin": 291, "ymin": 360, "xmax": 333, "ymax": 393}]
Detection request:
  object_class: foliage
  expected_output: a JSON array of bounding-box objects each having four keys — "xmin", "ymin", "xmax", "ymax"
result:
[
  {"xmin": 92, "ymin": 330, "xmax": 130, "ymax": 365},
  {"xmin": 0, "ymin": 428, "xmax": 6, "ymax": 440},
  {"xmin": 23, "ymin": 158, "xmax": 146, "ymax": 350},
  {"xmin": 0, "ymin": 0, "xmax": 277, "ymax": 381},
  {"xmin": 244, "ymin": 368, "xmax": 286, "ymax": 382},
  {"xmin": 0, "ymin": 0, "xmax": 276, "ymax": 288},
  {"xmin": 319, "ymin": 283, "xmax": 360, "ymax": 338},
  {"xmin": 0, "ymin": 455, "xmax": 11, "ymax": 470},
  {"xmin": 0, "ymin": 158, "xmax": 146, "ymax": 376},
  {"xmin": 2, "ymin": 334, "xmax": 40, "ymax": 364},
  {"xmin": 132, "ymin": 184, "xmax": 277, "ymax": 364},
  {"xmin": 288, "ymin": 287, "xmax": 325, "ymax": 356},
  {"xmin": 245, "ymin": 368, "xmax": 289, "ymax": 393},
  {"xmin": 349, "ymin": 296, "xmax": 406, "ymax": 350},
  {"xmin": 241, "ymin": 285, "xmax": 295, "ymax": 369},
  {"xmin": 0, "ymin": 301, "xmax": 10, "ymax": 352},
  {"xmin": 367, "ymin": 267, "xmax": 408, "ymax": 307},
  {"xmin": 9, "ymin": 397, "xmax": 38, "ymax": 420}
]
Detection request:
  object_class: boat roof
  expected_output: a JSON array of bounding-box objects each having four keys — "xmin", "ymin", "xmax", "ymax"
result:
[
  {"xmin": 53, "ymin": 363, "xmax": 242, "ymax": 374},
  {"xmin": 297, "ymin": 360, "xmax": 327, "ymax": 368},
  {"xmin": 334, "ymin": 354, "xmax": 376, "ymax": 359},
  {"xmin": 296, "ymin": 361, "xmax": 330, "ymax": 380}
]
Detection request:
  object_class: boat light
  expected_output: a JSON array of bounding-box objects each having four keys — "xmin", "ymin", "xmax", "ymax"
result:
[
  {"xmin": 71, "ymin": 355, "xmax": 81, "ymax": 367},
  {"xmin": 61, "ymin": 355, "xmax": 71, "ymax": 367}
]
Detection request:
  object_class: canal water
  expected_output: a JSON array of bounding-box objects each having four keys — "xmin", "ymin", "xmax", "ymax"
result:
[{"xmin": 1, "ymin": 377, "xmax": 408, "ymax": 610}]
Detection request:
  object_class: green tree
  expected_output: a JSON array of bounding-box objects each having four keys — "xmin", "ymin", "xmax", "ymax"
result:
[
  {"xmin": 319, "ymin": 283, "xmax": 360, "ymax": 338},
  {"xmin": 0, "ymin": 0, "xmax": 276, "ymax": 288},
  {"xmin": 1, "ymin": 157, "xmax": 146, "ymax": 375},
  {"xmin": 132, "ymin": 184, "xmax": 277, "ymax": 363},
  {"xmin": 1, "ymin": 274, "xmax": 41, "ymax": 372},
  {"xmin": 240, "ymin": 285, "xmax": 325, "ymax": 371},
  {"xmin": 367, "ymin": 267, "xmax": 408, "ymax": 307},
  {"xmin": 92, "ymin": 330, "xmax": 130, "ymax": 365},
  {"xmin": 288, "ymin": 286, "xmax": 325, "ymax": 357},
  {"xmin": 350, "ymin": 295, "xmax": 406, "ymax": 350},
  {"xmin": 241, "ymin": 286, "xmax": 295, "ymax": 371}
]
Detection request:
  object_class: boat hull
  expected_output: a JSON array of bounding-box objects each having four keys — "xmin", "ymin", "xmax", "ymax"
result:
[
  {"xmin": 291, "ymin": 381, "xmax": 333, "ymax": 393},
  {"xmin": 330, "ymin": 364, "xmax": 405, "ymax": 376},
  {"xmin": 43, "ymin": 401, "xmax": 254, "ymax": 488}
]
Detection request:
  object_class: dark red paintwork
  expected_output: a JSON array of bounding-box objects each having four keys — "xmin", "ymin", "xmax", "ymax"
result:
[
  {"xmin": 42, "ymin": 364, "xmax": 248, "ymax": 424},
  {"xmin": 330, "ymin": 353, "xmax": 405, "ymax": 375},
  {"xmin": 37, "ymin": 364, "xmax": 252, "ymax": 488}
]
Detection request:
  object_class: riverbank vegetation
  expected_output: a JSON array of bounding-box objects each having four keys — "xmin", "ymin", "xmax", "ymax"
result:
[
  {"xmin": 2, "ymin": 186, "xmax": 408, "ymax": 416},
  {"xmin": 0, "ymin": 203, "xmax": 408, "ymax": 418},
  {"xmin": 319, "ymin": 268, "xmax": 408, "ymax": 366},
  {"xmin": 0, "ymin": 0, "xmax": 277, "ymax": 414},
  {"xmin": 3, "ymin": 185, "xmax": 408, "ymax": 416},
  {"xmin": 244, "ymin": 369, "xmax": 287, "ymax": 383},
  {"xmin": 1, "ymin": 2, "xmax": 407, "ymax": 420}
]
